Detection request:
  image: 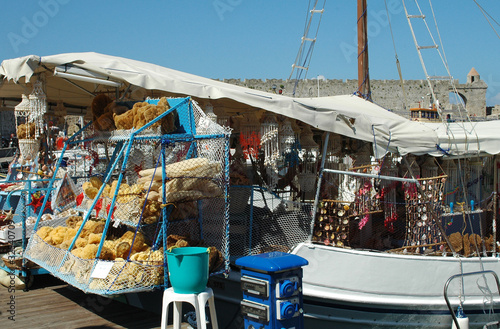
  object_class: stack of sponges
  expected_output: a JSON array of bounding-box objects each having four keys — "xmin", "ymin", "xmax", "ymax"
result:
[
  {"xmin": 113, "ymin": 97, "xmax": 177, "ymax": 133},
  {"xmin": 91, "ymin": 94, "xmax": 115, "ymax": 131},
  {"xmin": 36, "ymin": 218, "xmax": 104, "ymax": 257},
  {"xmin": 82, "ymin": 176, "xmax": 104, "ymax": 200},
  {"xmin": 82, "ymin": 177, "xmax": 148, "ymax": 223},
  {"xmin": 69, "ymin": 227, "xmax": 147, "ymax": 261},
  {"xmin": 137, "ymin": 157, "xmax": 223, "ymax": 206},
  {"xmin": 88, "ymin": 254, "xmax": 163, "ymax": 291},
  {"xmin": 36, "ymin": 217, "xmax": 151, "ymax": 262},
  {"xmin": 83, "ymin": 177, "xmax": 144, "ymax": 202},
  {"xmin": 166, "ymin": 234, "xmax": 223, "ymax": 273},
  {"xmin": 446, "ymin": 232, "xmax": 495, "ymax": 256},
  {"xmin": 86, "ymin": 234, "xmax": 164, "ymax": 291}
]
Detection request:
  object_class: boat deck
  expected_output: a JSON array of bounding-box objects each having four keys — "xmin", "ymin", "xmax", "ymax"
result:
[{"xmin": 0, "ymin": 274, "xmax": 191, "ymax": 329}]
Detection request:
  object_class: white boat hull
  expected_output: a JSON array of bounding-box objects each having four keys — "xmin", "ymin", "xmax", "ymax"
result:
[{"xmin": 211, "ymin": 243, "xmax": 500, "ymax": 328}]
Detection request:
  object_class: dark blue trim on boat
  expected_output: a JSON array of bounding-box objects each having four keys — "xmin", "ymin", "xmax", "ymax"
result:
[{"xmin": 304, "ymin": 297, "xmax": 500, "ymax": 316}]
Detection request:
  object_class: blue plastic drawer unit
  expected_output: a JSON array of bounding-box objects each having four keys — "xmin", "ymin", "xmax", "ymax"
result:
[{"xmin": 236, "ymin": 251, "xmax": 308, "ymax": 329}]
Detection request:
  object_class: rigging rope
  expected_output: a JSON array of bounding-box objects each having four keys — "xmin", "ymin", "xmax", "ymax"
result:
[
  {"xmin": 427, "ymin": 0, "xmax": 481, "ymax": 155},
  {"xmin": 290, "ymin": 0, "xmax": 326, "ymax": 97},
  {"xmin": 403, "ymin": 0, "xmax": 482, "ymax": 157},
  {"xmin": 384, "ymin": 0, "xmax": 407, "ymax": 111},
  {"xmin": 403, "ymin": 0, "xmax": 497, "ymax": 304},
  {"xmin": 473, "ymin": 0, "xmax": 500, "ymax": 40}
]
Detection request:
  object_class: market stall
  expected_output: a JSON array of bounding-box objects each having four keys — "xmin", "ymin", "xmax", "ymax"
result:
[
  {"xmin": 0, "ymin": 79, "xmax": 59, "ymax": 286},
  {"xmin": 1, "ymin": 53, "xmax": 499, "ymax": 321},
  {"xmin": 21, "ymin": 95, "xmax": 231, "ymax": 295}
]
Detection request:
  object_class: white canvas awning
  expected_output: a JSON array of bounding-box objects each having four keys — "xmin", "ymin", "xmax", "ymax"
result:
[
  {"xmin": 1, "ymin": 52, "xmax": 499, "ymax": 158},
  {"xmin": 421, "ymin": 120, "xmax": 500, "ymax": 157}
]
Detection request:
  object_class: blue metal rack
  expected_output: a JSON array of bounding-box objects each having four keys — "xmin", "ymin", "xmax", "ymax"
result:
[
  {"xmin": 24, "ymin": 97, "xmax": 231, "ymax": 295},
  {"xmin": 1, "ymin": 185, "xmax": 52, "ymax": 282}
]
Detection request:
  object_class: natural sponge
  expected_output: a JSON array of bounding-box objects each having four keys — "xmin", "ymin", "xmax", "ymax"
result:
[
  {"xmin": 36, "ymin": 226, "xmax": 53, "ymax": 240},
  {"xmin": 91, "ymin": 94, "xmax": 112, "ymax": 120},
  {"xmin": 113, "ymin": 109, "xmax": 135, "ymax": 130},
  {"xmin": 16, "ymin": 122, "xmax": 37, "ymax": 139}
]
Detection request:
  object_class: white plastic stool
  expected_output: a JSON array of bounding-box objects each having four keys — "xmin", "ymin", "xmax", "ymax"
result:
[{"xmin": 161, "ymin": 287, "xmax": 219, "ymax": 329}]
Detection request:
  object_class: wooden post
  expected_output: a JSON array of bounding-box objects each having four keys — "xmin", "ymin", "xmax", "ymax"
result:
[{"xmin": 357, "ymin": 0, "xmax": 371, "ymax": 100}]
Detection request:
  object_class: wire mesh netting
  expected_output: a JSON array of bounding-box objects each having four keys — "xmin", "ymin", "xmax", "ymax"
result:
[
  {"xmin": 24, "ymin": 97, "xmax": 231, "ymax": 295},
  {"xmin": 402, "ymin": 177, "xmax": 447, "ymax": 253},
  {"xmin": 228, "ymin": 186, "xmax": 313, "ymax": 258},
  {"xmin": 312, "ymin": 154, "xmax": 498, "ymax": 256},
  {"xmin": 25, "ymin": 232, "xmax": 164, "ymax": 294},
  {"xmin": 224, "ymin": 129, "xmax": 498, "ymax": 261}
]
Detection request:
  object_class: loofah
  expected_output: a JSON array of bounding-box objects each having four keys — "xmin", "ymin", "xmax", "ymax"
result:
[
  {"xmin": 99, "ymin": 246, "xmax": 115, "ymax": 261},
  {"xmin": 84, "ymin": 186, "xmax": 99, "ymax": 199},
  {"xmin": 36, "ymin": 226, "xmax": 53, "ymax": 240},
  {"xmin": 115, "ymin": 241, "xmax": 131, "ymax": 259},
  {"xmin": 16, "ymin": 122, "xmax": 37, "ymax": 139},
  {"xmin": 88, "ymin": 233, "xmax": 103, "ymax": 245},
  {"xmin": 48, "ymin": 226, "xmax": 68, "ymax": 245},
  {"xmin": 95, "ymin": 111, "xmax": 116, "ymax": 131},
  {"xmin": 91, "ymin": 94, "xmax": 112, "ymax": 120},
  {"xmin": 468, "ymin": 233, "xmax": 482, "ymax": 254},
  {"xmin": 166, "ymin": 234, "xmax": 190, "ymax": 249},
  {"xmin": 117, "ymin": 231, "xmax": 146, "ymax": 253},
  {"xmin": 175, "ymin": 239, "xmax": 189, "ymax": 248},
  {"xmin": 113, "ymin": 109, "xmax": 135, "ymax": 130},
  {"xmin": 448, "ymin": 232, "xmax": 463, "ymax": 253},
  {"xmin": 75, "ymin": 237, "xmax": 88, "ymax": 249},
  {"xmin": 484, "ymin": 235, "xmax": 494, "ymax": 252},
  {"xmin": 65, "ymin": 216, "xmax": 83, "ymax": 229},
  {"xmin": 208, "ymin": 246, "xmax": 223, "ymax": 272},
  {"xmin": 59, "ymin": 240, "xmax": 72, "ymax": 250},
  {"xmin": 71, "ymin": 247, "xmax": 84, "ymax": 259},
  {"xmin": 79, "ymin": 220, "xmax": 105, "ymax": 238},
  {"xmin": 81, "ymin": 244, "xmax": 99, "ymax": 259},
  {"xmin": 463, "ymin": 233, "xmax": 471, "ymax": 257},
  {"xmin": 90, "ymin": 177, "xmax": 103, "ymax": 188},
  {"xmin": 64, "ymin": 228, "xmax": 77, "ymax": 242}
]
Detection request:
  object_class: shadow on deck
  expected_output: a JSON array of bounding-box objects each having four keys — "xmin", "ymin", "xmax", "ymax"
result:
[{"xmin": 0, "ymin": 274, "xmax": 169, "ymax": 329}]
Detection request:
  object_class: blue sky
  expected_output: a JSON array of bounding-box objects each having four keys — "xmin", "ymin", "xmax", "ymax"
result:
[{"xmin": 1, "ymin": 1, "xmax": 500, "ymax": 105}]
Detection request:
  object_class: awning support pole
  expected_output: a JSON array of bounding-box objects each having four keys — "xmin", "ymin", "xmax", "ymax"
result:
[{"xmin": 310, "ymin": 132, "xmax": 330, "ymax": 241}]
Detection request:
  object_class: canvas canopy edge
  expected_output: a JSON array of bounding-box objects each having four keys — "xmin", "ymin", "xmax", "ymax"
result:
[{"xmin": 3, "ymin": 52, "xmax": 497, "ymax": 159}]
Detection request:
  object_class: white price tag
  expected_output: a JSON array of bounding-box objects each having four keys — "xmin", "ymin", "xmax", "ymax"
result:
[
  {"xmin": 91, "ymin": 260, "xmax": 114, "ymax": 279},
  {"xmin": 113, "ymin": 218, "xmax": 121, "ymax": 228}
]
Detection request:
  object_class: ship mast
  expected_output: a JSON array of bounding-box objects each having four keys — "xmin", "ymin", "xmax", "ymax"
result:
[{"xmin": 357, "ymin": 0, "xmax": 371, "ymax": 101}]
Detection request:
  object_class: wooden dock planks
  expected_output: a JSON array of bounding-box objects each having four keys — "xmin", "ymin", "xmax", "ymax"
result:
[{"xmin": 0, "ymin": 274, "xmax": 169, "ymax": 329}]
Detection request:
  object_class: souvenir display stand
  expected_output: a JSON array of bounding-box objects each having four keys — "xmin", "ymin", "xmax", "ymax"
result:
[
  {"xmin": 311, "ymin": 133, "xmax": 453, "ymax": 254},
  {"xmin": 24, "ymin": 97, "xmax": 231, "ymax": 295},
  {"xmin": 1, "ymin": 186, "xmax": 52, "ymax": 280},
  {"xmin": 402, "ymin": 176, "xmax": 448, "ymax": 253},
  {"xmin": 15, "ymin": 80, "xmax": 47, "ymax": 162},
  {"xmin": 1, "ymin": 79, "xmax": 55, "ymax": 282},
  {"xmin": 2, "ymin": 81, "xmax": 45, "ymax": 219}
]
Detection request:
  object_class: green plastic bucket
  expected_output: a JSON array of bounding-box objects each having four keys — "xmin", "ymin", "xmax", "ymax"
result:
[{"xmin": 166, "ymin": 247, "xmax": 210, "ymax": 294}]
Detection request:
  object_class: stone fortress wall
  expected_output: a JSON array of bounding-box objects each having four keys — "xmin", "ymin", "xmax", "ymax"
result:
[
  {"xmin": 0, "ymin": 70, "xmax": 491, "ymax": 139},
  {"xmin": 221, "ymin": 68, "xmax": 488, "ymax": 119}
]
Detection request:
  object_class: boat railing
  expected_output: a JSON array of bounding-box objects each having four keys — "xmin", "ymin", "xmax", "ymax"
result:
[
  {"xmin": 483, "ymin": 321, "xmax": 500, "ymax": 329},
  {"xmin": 444, "ymin": 270, "xmax": 500, "ymax": 329}
]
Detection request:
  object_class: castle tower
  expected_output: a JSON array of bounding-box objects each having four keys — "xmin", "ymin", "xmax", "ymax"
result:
[
  {"xmin": 452, "ymin": 67, "xmax": 487, "ymax": 117},
  {"xmin": 467, "ymin": 67, "xmax": 480, "ymax": 83}
]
